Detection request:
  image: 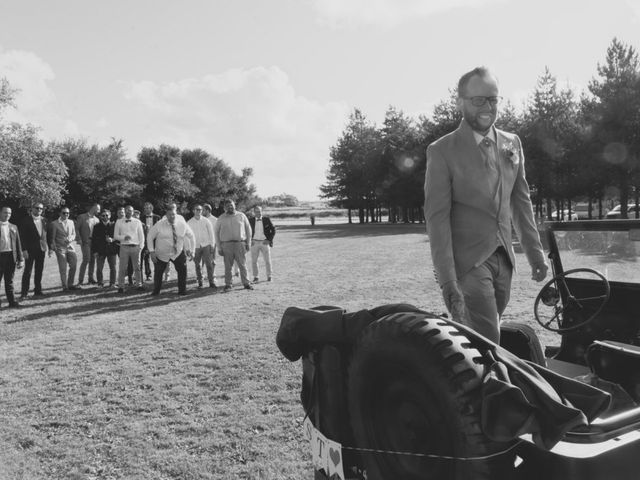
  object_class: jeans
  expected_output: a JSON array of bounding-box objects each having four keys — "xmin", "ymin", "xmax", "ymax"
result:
[{"xmin": 194, "ymin": 244, "xmax": 214, "ymax": 284}]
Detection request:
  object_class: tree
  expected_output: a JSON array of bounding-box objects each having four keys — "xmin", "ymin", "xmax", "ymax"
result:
[
  {"xmin": 0, "ymin": 78, "xmax": 67, "ymax": 209},
  {"xmin": 321, "ymin": 109, "xmax": 382, "ymax": 223},
  {"xmin": 137, "ymin": 145, "xmax": 198, "ymax": 213},
  {"xmin": 585, "ymin": 38, "xmax": 640, "ymax": 218},
  {"xmin": 57, "ymin": 138, "xmax": 142, "ymax": 211},
  {"xmin": 520, "ymin": 67, "xmax": 581, "ymax": 219}
]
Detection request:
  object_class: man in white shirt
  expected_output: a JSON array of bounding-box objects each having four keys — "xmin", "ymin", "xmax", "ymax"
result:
[
  {"xmin": 113, "ymin": 205, "xmax": 145, "ymax": 293},
  {"xmin": 187, "ymin": 204, "xmax": 216, "ymax": 289},
  {"xmin": 214, "ymin": 199, "xmax": 253, "ymax": 292},
  {"xmin": 49, "ymin": 207, "xmax": 79, "ymax": 291},
  {"xmin": 147, "ymin": 208, "xmax": 195, "ymax": 296},
  {"xmin": 0, "ymin": 206, "xmax": 24, "ymax": 308}
]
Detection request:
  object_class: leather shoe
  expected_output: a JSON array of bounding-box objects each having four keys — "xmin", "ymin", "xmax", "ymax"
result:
[
  {"xmin": 9, "ymin": 302, "xmax": 22, "ymax": 308},
  {"xmin": 244, "ymin": 284, "xmax": 254, "ymax": 290}
]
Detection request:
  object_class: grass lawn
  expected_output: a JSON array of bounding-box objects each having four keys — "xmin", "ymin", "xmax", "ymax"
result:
[{"xmin": 0, "ymin": 222, "xmax": 551, "ymax": 480}]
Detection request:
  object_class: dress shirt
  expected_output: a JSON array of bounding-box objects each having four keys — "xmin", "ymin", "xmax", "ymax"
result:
[
  {"xmin": 147, "ymin": 218, "xmax": 195, "ymax": 262},
  {"xmin": 32, "ymin": 216, "xmax": 43, "ymax": 237},
  {"xmin": 214, "ymin": 212, "xmax": 252, "ymax": 246},
  {"xmin": 253, "ymin": 218, "xmax": 266, "ymax": 240},
  {"xmin": 114, "ymin": 217, "xmax": 144, "ymax": 246},
  {"xmin": 204, "ymin": 214, "xmax": 217, "ymax": 232},
  {"xmin": 187, "ymin": 216, "xmax": 214, "ymax": 248},
  {"xmin": 0, "ymin": 222, "xmax": 10, "ymax": 252}
]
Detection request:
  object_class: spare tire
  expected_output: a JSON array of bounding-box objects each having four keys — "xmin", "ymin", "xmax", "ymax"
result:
[{"xmin": 347, "ymin": 311, "xmax": 513, "ymax": 480}]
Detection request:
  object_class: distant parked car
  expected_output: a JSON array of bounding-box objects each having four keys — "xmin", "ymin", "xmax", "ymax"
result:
[
  {"xmin": 550, "ymin": 209, "xmax": 578, "ymax": 221},
  {"xmin": 574, "ymin": 203, "xmax": 598, "ymax": 220},
  {"xmin": 605, "ymin": 204, "xmax": 640, "ymax": 219}
]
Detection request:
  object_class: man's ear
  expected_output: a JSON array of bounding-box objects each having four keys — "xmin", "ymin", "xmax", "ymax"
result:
[{"xmin": 456, "ymin": 97, "xmax": 464, "ymax": 112}]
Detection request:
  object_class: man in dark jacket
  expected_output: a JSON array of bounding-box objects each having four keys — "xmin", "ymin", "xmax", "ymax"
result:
[
  {"xmin": 140, "ymin": 202, "xmax": 160, "ymax": 281},
  {"xmin": 91, "ymin": 209, "xmax": 118, "ymax": 288},
  {"xmin": 19, "ymin": 202, "xmax": 48, "ymax": 298},
  {"xmin": 248, "ymin": 206, "xmax": 276, "ymax": 282}
]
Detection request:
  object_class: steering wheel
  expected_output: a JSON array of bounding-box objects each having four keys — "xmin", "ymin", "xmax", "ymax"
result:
[{"xmin": 534, "ymin": 268, "xmax": 610, "ymax": 333}]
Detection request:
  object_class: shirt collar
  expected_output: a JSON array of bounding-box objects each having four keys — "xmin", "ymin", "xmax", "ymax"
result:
[{"xmin": 473, "ymin": 127, "xmax": 497, "ymax": 145}]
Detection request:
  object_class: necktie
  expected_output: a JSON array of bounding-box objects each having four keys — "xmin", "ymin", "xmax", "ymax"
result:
[
  {"xmin": 171, "ymin": 223, "xmax": 177, "ymax": 254},
  {"xmin": 480, "ymin": 137, "xmax": 496, "ymax": 168}
]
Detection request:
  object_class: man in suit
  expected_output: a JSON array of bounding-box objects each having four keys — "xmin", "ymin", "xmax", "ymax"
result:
[
  {"xmin": 0, "ymin": 206, "xmax": 24, "ymax": 308},
  {"xmin": 91, "ymin": 209, "xmax": 118, "ymax": 288},
  {"xmin": 140, "ymin": 202, "xmax": 160, "ymax": 281},
  {"xmin": 49, "ymin": 206, "xmax": 80, "ymax": 291},
  {"xmin": 424, "ymin": 66, "xmax": 548, "ymax": 343},
  {"xmin": 76, "ymin": 202, "xmax": 100, "ymax": 285},
  {"xmin": 249, "ymin": 205, "xmax": 276, "ymax": 282},
  {"xmin": 19, "ymin": 202, "xmax": 48, "ymax": 299}
]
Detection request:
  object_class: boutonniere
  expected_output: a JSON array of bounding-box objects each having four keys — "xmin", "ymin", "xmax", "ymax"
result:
[{"xmin": 501, "ymin": 140, "xmax": 520, "ymax": 167}]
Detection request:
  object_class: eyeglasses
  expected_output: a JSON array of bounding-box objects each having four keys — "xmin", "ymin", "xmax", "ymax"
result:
[
  {"xmin": 195, "ymin": 208, "xmax": 202, "ymax": 211},
  {"xmin": 61, "ymin": 212, "xmax": 70, "ymax": 215},
  {"xmin": 462, "ymin": 96, "xmax": 502, "ymax": 107},
  {"xmin": 34, "ymin": 206, "xmax": 44, "ymax": 210}
]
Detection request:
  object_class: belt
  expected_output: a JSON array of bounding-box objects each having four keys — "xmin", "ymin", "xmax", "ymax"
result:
[
  {"xmin": 122, "ymin": 244, "xmax": 140, "ymax": 247},
  {"xmin": 222, "ymin": 240, "xmax": 243, "ymax": 243}
]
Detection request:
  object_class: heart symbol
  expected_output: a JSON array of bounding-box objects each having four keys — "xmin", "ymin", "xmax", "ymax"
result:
[{"xmin": 329, "ymin": 447, "xmax": 341, "ymax": 466}]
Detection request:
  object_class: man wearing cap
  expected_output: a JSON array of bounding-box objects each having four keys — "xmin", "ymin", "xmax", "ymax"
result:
[{"xmin": 0, "ymin": 206, "xmax": 24, "ymax": 308}]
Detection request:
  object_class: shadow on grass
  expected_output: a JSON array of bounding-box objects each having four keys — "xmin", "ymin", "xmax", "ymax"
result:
[
  {"xmin": 279, "ymin": 222, "xmax": 426, "ymax": 239},
  {"xmin": 4, "ymin": 280, "xmax": 227, "ymax": 324}
]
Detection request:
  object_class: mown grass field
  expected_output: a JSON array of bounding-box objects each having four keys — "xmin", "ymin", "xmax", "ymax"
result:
[{"xmin": 0, "ymin": 222, "xmax": 550, "ymax": 480}]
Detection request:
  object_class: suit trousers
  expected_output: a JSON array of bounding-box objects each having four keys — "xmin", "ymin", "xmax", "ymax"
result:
[
  {"xmin": 458, "ymin": 247, "xmax": 512, "ymax": 343},
  {"xmin": 194, "ymin": 245, "xmax": 214, "ymax": 284},
  {"xmin": 153, "ymin": 251, "xmax": 187, "ymax": 294},
  {"xmin": 221, "ymin": 241, "xmax": 249, "ymax": 287},
  {"xmin": 141, "ymin": 247, "xmax": 153, "ymax": 279},
  {"xmin": 55, "ymin": 248, "xmax": 77, "ymax": 289},
  {"xmin": 118, "ymin": 245, "xmax": 141, "ymax": 287},
  {"xmin": 21, "ymin": 249, "xmax": 45, "ymax": 295},
  {"xmin": 250, "ymin": 240, "xmax": 272, "ymax": 279},
  {"xmin": 78, "ymin": 242, "xmax": 96, "ymax": 283},
  {"xmin": 0, "ymin": 251, "xmax": 17, "ymax": 305},
  {"xmin": 96, "ymin": 254, "xmax": 117, "ymax": 286}
]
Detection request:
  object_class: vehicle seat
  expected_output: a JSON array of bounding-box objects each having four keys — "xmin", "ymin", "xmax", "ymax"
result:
[{"xmin": 587, "ymin": 340, "xmax": 640, "ymax": 402}]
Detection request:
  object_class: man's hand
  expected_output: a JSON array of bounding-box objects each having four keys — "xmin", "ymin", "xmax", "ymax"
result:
[
  {"xmin": 442, "ymin": 280, "xmax": 467, "ymax": 323},
  {"xmin": 149, "ymin": 252, "xmax": 157, "ymax": 264},
  {"xmin": 124, "ymin": 235, "xmax": 131, "ymax": 242},
  {"xmin": 185, "ymin": 250, "xmax": 193, "ymax": 261},
  {"xmin": 218, "ymin": 249, "xmax": 224, "ymax": 256},
  {"xmin": 48, "ymin": 250, "xmax": 53, "ymax": 258},
  {"xmin": 22, "ymin": 251, "xmax": 29, "ymax": 261},
  {"xmin": 531, "ymin": 262, "xmax": 548, "ymax": 282},
  {"xmin": 16, "ymin": 260, "xmax": 24, "ymax": 270},
  {"xmin": 245, "ymin": 243, "xmax": 250, "ymax": 252}
]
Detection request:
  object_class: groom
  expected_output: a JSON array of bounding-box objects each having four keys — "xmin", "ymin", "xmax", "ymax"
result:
[{"xmin": 424, "ymin": 66, "xmax": 548, "ymax": 342}]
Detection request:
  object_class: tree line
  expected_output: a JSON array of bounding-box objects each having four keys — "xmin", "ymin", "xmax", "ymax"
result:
[
  {"xmin": 0, "ymin": 80, "xmax": 258, "ymax": 221},
  {"xmin": 321, "ymin": 38, "xmax": 640, "ymax": 223}
]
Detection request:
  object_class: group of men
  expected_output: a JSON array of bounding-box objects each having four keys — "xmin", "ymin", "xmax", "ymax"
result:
[{"xmin": 0, "ymin": 199, "xmax": 276, "ymax": 308}]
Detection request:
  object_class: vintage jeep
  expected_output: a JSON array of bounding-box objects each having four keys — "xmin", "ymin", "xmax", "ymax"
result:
[{"xmin": 277, "ymin": 219, "xmax": 640, "ymax": 480}]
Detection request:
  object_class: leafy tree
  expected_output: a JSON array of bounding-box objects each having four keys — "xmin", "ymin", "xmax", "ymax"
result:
[
  {"xmin": 137, "ymin": 145, "xmax": 198, "ymax": 213},
  {"xmin": 585, "ymin": 38, "xmax": 640, "ymax": 218},
  {"xmin": 0, "ymin": 78, "xmax": 66, "ymax": 209},
  {"xmin": 181, "ymin": 148, "xmax": 258, "ymax": 211},
  {"xmin": 57, "ymin": 138, "xmax": 142, "ymax": 211},
  {"xmin": 520, "ymin": 67, "xmax": 581, "ymax": 219},
  {"xmin": 0, "ymin": 123, "xmax": 67, "ymax": 208}
]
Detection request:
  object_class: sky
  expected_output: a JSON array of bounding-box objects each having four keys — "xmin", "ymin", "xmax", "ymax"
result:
[{"xmin": 1, "ymin": 0, "xmax": 640, "ymax": 201}]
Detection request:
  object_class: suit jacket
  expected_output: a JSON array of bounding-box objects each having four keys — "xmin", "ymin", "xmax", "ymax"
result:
[
  {"xmin": 19, "ymin": 216, "xmax": 48, "ymax": 255},
  {"xmin": 1, "ymin": 222, "xmax": 24, "ymax": 263},
  {"xmin": 49, "ymin": 219, "xmax": 76, "ymax": 252},
  {"xmin": 249, "ymin": 216, "xmax": 276, "ymax": 244},
  {"xmin": 91, "ymin": 221, "xmax": 118, "ymax": 256},
  {"xmin": 424, "ymin": 120, "xmax": 545, "ymax": 285}
]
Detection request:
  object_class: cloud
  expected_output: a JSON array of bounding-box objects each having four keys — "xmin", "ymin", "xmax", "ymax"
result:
[
  {"xmin": 309, "ymin": 0, "xmax": 505, "ymax": 28},
  {"xmin": 122, "ymin": 66, "xmax": 350, "ymax": 199},
  {"xmin": 0, "ymin": 47, "xmax": 78, "ymax": 137}
]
